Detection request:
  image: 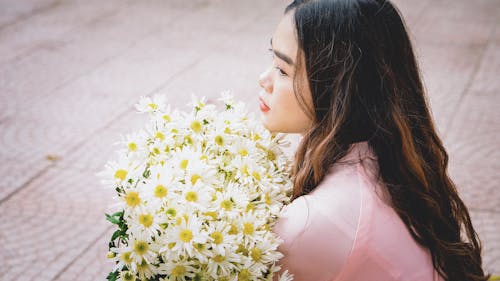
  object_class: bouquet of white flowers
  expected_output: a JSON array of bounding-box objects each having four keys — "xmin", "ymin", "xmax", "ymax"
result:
[{"xmin": 100, "ymin": 92, "xmax": 294, "ymax": 281}]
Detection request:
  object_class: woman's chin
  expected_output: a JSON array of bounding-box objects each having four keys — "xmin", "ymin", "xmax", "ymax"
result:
[{"xmin": 259, "ymin": 115, "xmax": 274, "ymax": 132}]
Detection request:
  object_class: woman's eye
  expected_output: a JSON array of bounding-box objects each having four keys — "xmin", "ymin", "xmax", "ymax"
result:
[
  {"xmin": 275, "ymin": 66, "xmax": 287, "ymax": 76},
  {"xmin": 267, "ymin": 48, "xmax": 287, "ymax": 76}
]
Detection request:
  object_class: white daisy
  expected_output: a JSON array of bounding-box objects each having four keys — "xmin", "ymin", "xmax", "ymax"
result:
[
  {"xmin": 179, "ymin": 181, "xmax": 213, "ymax": 211},
  {"xmin": 205, "ymin": 221, "xmax": 238, "ymax": 255},
  {"xmin": 157, "ymin": 258, "xmax": 197, "ymax": 281},
  {"xmin": 164, "ymin": 216, "xmax": 208, "ymax": 258},
  {"xmin": 127, "ymin": 206, "xmax": 166, "ymax": 238},
  {"xmin": 135, "ymin": 94, "xmax": 167, "ymax": 113},
  {"xmin": 206, "ymin": 249, "xmax": 240, "ymax": 279}
]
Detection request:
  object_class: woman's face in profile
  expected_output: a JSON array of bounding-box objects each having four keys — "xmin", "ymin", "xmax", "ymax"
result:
[{"xmin": 258, "ymin": 11, "xmax": 313, "ymax": 135}]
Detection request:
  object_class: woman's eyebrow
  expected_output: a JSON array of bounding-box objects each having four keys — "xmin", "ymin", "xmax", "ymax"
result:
[{"xmin": 270, "ymin": 37, "xmax": 295, "ymax": 66}]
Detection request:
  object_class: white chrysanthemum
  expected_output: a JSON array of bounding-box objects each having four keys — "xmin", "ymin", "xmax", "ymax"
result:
[
  {"xmin": 179, "ymin": 181, "xmax": 213, "ymax": 210},
  {"xmin": 247, "ymin": 232, "xmax": 284, "ymax": 266},
  {"xmin": 127, "ymin": 206, "xmax": 166, "ymax": 238},
  {"xmin": 116, "ymin": 270, "xmax": 137, "ymax": 281},
  {"xmin": 230, "ymin": 155, "xmax": 266, "ymax": 185},
  {"xmin": 239, "ymin": 211, "xmax": 267, "ymax": 244},
  {"xmin": 117, "ymin": 234, "xmax": 158, "ymax": 270},
  {"xmin": 117, "ymin": 131, "xmax": 148, "ymax": 160},
  {"xmin": 157, "ymin": 258, "xmax": 197, "ymax": 281},
  {"xmin": 112, "ymin": 188, "xmax": 145, "ymax": 215},
  {"xmin": 99, "ymin": 155, "xmax": 142, "ymax": 187},
  {"xmin": 109, "ymin": 247, "xmax": 134, "ymax": 273},
  {"xmin": 217, "ymin": 90, "xmax": 234, "ymax": 105},
  {"xmin": 138, "ymin": 166, "xmax": 176, "ymax": 209},
  {"xmin": 206, "ymin": 249, "xmax": 240, "ymax": 279},
  {"xmin": 205, "ymin": 221, "xmax": 238, "ymax": 255},
  {"xmin": 169, "ymin": 147, "xmax": 203, "ymax": 178},
  {"xmin": 164, "ymin": 216, "xmax": 208, "ymax": 258},
  {"xmin": 234, "ymin": 257, "xmax": 265, "ymax": 281},
  {"xmin": 136, "ymin": 258, "xmax": 157, "ymax": 280},
  {"xmin": 188, "ymin": 94, "xmax": 207, "ymax": 110},
  {"xmin": 181, "ymin": 157, "xmax": 217, "ymax": 187},
  {"xmin": 135, "ymin": 94, "xmax": 167, "ymax": 113}
]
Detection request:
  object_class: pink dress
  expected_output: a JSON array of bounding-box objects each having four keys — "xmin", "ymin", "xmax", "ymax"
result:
[{"xmin": 273, "ymin": 141, "xmax": 444, "ymax": 281}]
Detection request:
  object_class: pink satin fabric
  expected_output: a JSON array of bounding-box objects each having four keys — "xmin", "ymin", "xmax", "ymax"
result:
[{"xmin": 273, "ymin": 141, "xmax": 444, "ymax": 281}]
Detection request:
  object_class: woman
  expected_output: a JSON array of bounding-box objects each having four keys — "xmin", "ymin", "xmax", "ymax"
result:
[{"xmin": 257, "ymin": 0, "xmax": 491, "ymax": 280}]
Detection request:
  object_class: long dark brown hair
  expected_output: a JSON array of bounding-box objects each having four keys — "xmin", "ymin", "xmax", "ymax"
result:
[{"xmin": 284, "ymin": 0, "xmax": 490, "ymax": 280}]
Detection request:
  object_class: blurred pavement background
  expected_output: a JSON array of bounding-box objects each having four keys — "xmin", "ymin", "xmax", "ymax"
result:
[{"xmin": 0, "ymin": 0, "xmax": 498, "ymax": 280}]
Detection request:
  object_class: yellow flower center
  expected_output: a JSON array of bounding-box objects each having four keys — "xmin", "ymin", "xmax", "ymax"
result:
[
  {"xmin": 191, "ymin": 121, "xmax": 202, "ymax": 133},
  {"xmin": 236, "ymin": 244, "xmax": 248, "ymax": 255},
  {"xmin": 203, "ymin": 211, "xmax": 217, "ymax": 220},
  {"xmin": 179, "ymin": 229, "xmax": 193, "ymax": 243},
  {"xmin": 162, "ymin": 114, "xmax": 171, "ymax": 122},
  {"xmin": 114, "ymin": 169, "xmax": 128, "ymax": 181},
  {"xmin": 252, "ymin": 171, "xmax": 261, "ymax": 181},
  {"xmin": 241, "ymin": 165, "xmax": 248, "ymax": 176},
  {"xmin": 184, "ymin": 135, "xmax": 193, "ymax": 145},
  {"xmin": 238, "ymin": 149, "xmax": 248, "ymax": 156},
  {"xmin": 180, "ymin": 159, "xmax": 188, "ymax": 170},
  {"xmin": 139, "ymin": 213, "xmax": 153, "ymax": 227},
  {"xmin": 224, "ymin": 127, "xmax": 231, "ymax": 134},
  {"xmin": 215, "ymin": 135, "xmax": 224, "ymax": 146},
  {"xmin": 137, "ymin": 259, "xmax": 148, "ymax": 270},
  {"xmin": 121, "ymin": 271, "xmax": 136, "ymax": 281},
  {"xmin": 238, "ymin": 269, "xmax": 251, "ymax": 281},
  {"xmin": 253, "ymin": 133, "xmax": 261, "ymax": 141},
  {"xmin": 155, "ymin": 132, "xmax": 165, "ymax": 141},
  {"xmin": 166, "ymin": 208, "xmax": 177, "ymax": 217},
  {"xmin": 127, "ymin": 142, "xmax": 137, "ymax": 151},
  {"xmin": 221, "ymin": 200, "xmax": 232, "ymax": 211},
  {"xmin": 211, "ymin": 231, "xmax": 224, "ymax": 244},
  {"xmin": 228, "ymin": 224, "xmax": 238, "ymax": 235},
  {"xmin": 185, "ymin": 191, "xmax": 198, "ymax": 202},
  {"xmin": 176, "ymin": 217, "xmax": 183, "ymax": 225},
  {"xmin": 246, "ymin": 203, "xmax": 255, "ymax": 212},
  {"xmin": 243, "ymin": 223, "xmax": 254, "ymax": 235},
  {"xmin": 121, "ymin": 252, "xmax": 133, "ymax": 263},
  {"xmin": 250, "ymin": 248, "xmax": 262, "ymax": 262},
  {"xmin": 148, "ymin": 103, "xmax": 158, "ymax": 110},
  {"xmin": 154, "ymin": 184, "xmax": 167, "ymax": 198},
  {"xmin": 213, "ymin": 255, "xmax": 225, "ymax": 263},
  {"xmin": 172, "ymin": 265, "xmax": 186, "ymax": 276},
  {"xmin": 190, "ymin": 174, "xmax": 201, "ymax": 185},
  {"xmin": 267, "ymin": 150, "xmax": 276, "ymax": 160},
  {"xmin": 265, "ymin": 193, "xmax": 271, "ymax": 205},
  {"xmin": 152, "ymin": 147, "xmax": 161, "ymax": 155},
  {"xmin": 125, "ymin": 191, "xmax": 140, "ymax": 207},
  {"xmin": 133, "ymin": 240, "xmax": 149, "ymax": 256}
]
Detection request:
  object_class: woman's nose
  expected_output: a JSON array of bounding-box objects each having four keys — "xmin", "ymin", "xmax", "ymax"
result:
[{"xmin": 258, "ymin": 67, "xmax": 273, "ymax": 93}]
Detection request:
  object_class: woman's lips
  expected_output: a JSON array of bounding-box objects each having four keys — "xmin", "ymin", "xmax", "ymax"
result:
[{"xmin": 259, "ymin": 97, "xmax": 270, "ymax": 112}]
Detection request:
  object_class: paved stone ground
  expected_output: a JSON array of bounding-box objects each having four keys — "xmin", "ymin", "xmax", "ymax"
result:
[{"xmin": 0, "ymin": 0, "xmax": 498, "ymax": 280}]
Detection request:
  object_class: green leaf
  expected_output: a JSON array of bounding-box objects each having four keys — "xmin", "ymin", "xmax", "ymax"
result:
[
  {"xmin": 111, "ymin": 229, "xmax": 122, "ymax": 241},
  {"xmin": 106, "ymin": 270, "xmax": 118, "ymax": 281},
  {"xmin": 105, "ymin": 213, "xmax": 120, "ymax": 225},
  {"xmin": 112, "ymin": 211, "xmax": 124, "ymax": 218}
]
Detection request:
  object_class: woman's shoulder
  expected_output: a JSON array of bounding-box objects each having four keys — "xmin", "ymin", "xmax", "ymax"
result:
[
  {"xmin": 271, "ymin": 151, "xmax": 369, "ymax": 280},
  {"xmin": 273, "ymin": 141, "xmax": 378, "ymax": 245}
]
